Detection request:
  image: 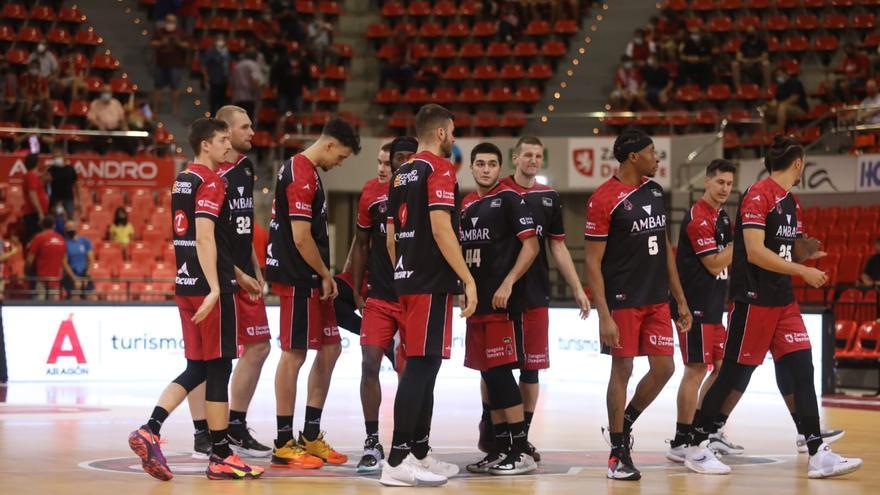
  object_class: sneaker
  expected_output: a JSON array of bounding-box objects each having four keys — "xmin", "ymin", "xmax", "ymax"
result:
[
  {"xmin": 525, "ymin": 441, "xmax": 542, "ymax": 463},
  {"xmin": 193, "ymin": 430, "xmax": 211, "ymax": 460},
  {"xmin": 807, "ymin": 443, "xmax": 862, "ymax": 479},
  {"xmin": 205, "ymin": 452, "xmax": 264, "ymax": 480},
  {"xmin": 477, "ymin": 419, "xmax": 495, "ymax": 454},
  {"xmin": 707, "ymin": 431, "xmax": 744, "ymax": 456},
  {"xmin": 684, "ymin": 445, "xmax": 731, "ymax": 475},
  {"xmin": 357, "ymin": 436, "xmax": 385, "ymax": 474},
  {"xmin": 489, "ymin": 451, "xmax": 537, "ymax": 476},
  {"xmin": 797, "ymin": 429, "xmax": 845, "ymax": 454},
  {"xmin": 413, "ymin": 449, "xmax": 460, "ymax": 477},
  {"xmin": 128, "ymin": 426, "xmax": 173, "ymax": 481},
  {"xmin": 607, "ymin": 447, "xmax": 641, "ymax": 480},
  {"xmin": 466, "ymin": 451, "xmax": 507, "ymax": 474},
  {"xmin": 665, "ymin": 440, "xmax": 687, "ymax": 463},
  {"xmin": 228, "ymin": 427, "xmax": 272, "ymax": 458},
  {"xmin": 298, "ymin": 431, "xmax": 348, "ymax": 465},
  {"xmin": 270, "ymin": 439, "xmax": 324, "ymax": 469},
  {"xmin": 379, "ymin": 455, "xmax": 447, "ymax": 487}
]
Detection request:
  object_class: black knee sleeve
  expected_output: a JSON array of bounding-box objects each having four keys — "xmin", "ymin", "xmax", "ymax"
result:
[
  {"xmin": 696, "ymin": 361, "xmax": 757, "ymax": 432},
  {"xmin": 732, "ymin": 362, "xmax": 756, "ymax": 393},
  {"xmin": 482, "ymin": 367, "xmax": 523, "ymax": 410},
  {"xmin": 777, "ymin": 349, "xmax": 819, "ymax": 417},
  {"xmin": 205, "ymin": 358, "xmax": 233, "ymax": 402},
  {"xmin": 172, "ymin": 359, "xmax": 207, "ymax": 392},
  {"xmin": 519, "ymin": 369, "xmax": 539, "ymax": 384}
]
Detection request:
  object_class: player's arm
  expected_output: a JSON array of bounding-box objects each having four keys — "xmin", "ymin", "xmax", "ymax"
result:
[
  {"xmin": 341, "ymin": 237, "xmax": 357, "ymax": 274},
  {"xmin": 291, "ymin": 220, "xmax": 337, "ymax": 300},
  {"xmin": 493, "ymin": 235, "xmax": 539, "ymax": 310},
  {"xmin": 584, "ymin": 239, "xmax": 617, "ymax": 346},
  {"xmin": 234, "ymin": 265, "xmax": 261, "ymax": 296},
  {"xmin": 743, "ymin": 228, "xmax": 827, "ymax": 287},
  {"xmin": 28, "ymin": 189, "xmax": 43, "ymax": 218},
  {"xmin": 351, "ymin": 229, "xmax": 371, "ymax": 310},
  {"xmin": 699, "ymin": 244, "xmax": 733, "ymax": 276},
  {"xmin": 250, "ymin": 246, "xmax": 264, "ymax": 287},
  {"xmin": 550, "ymin": 239, "xmax": 592, "ymax": 317},
  {"xmin": 430, "ymin": 209, "xmax": 477, "ymax": 317},
  {"xmin": 62, "ymin": 253, "xmax": 77, "ymax": 280},
  {"xmin": 193, "ymin": 217, "xmax": 220, "ymax": 323},
  {"xmin": 386, "ymin": 221, "xmax": 396, "ymax": 267},
  {"xmin": 666, "ymin": 231, "xmax": 692, "ymax": 333}
]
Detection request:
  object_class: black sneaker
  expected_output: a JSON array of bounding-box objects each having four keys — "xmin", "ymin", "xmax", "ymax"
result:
[
  {"xmin": 356, "ymin": 436, "xmax": 385, "ymax": 473},
  {"xmin": 466, "ymin": 450, "xmax": 507, "ymax": 473},
  {"xmin": 477, "ymin": 419, "xmax": 495, "ymax": 453},
  {"xmin": 488, "ymin": 450, "xmax": 537, "ymax": 476},
  {"xmin": 193, "ymin": 430, "xmax": 211, "ymax": 459},
  {"xmin": 228, "ymin": 427, "xmax": 272, "ymax": 458},
  {"xmin": 607, "ymin": 447, "xmax": 641, "ymax": 481},
  {"xmin": 525, "ymin": 441, "xmax": 541, "ymax": 463}
]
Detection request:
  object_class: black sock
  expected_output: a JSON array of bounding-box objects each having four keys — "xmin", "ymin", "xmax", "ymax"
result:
[
  {"xmin": 790, "ymin": 412, "xmax": 805, "ymax": 435},
  {"xmin": 276, "ymin": 415, "xmax": 293, "ymax": 447},
  {"xmin": 229, "ymin": 410, "xmax": 247, "ymax": 431},
  {"xmin": 711, "ymin": 413, "xmax": 729, "ymax": 434},
  {"xmin": 622, "ymin": 405, "xmax": 642, "ymax": 435},
  {"xmin": 509, "ymin": 421, "xmax": 528, "ymax": 452},
  {"xmin": 387, "ymin": 430, "xmax": 411, "ymax": 467},
  {"xmin": 147, "ymin": 406, "xmax": 169, "ymax": 435},
  {"xmin": 673, "ymin": 422, "xmax": 692, "ymax": 447},
  {"xmin": 303, "ymin": 406, "xmax": 322, "ymax": 441},
  {"xmin": 365, "ymin": 420, "xmax": 379, "ymax": 439},
  {"xmin": 493, "ymin": 422, "xmax": 511, "ymax": 452},
  {"xmin": 609, "ymin": 431, "xmax": 625, "ymax": 450},
  {"xmin": 193, "ymin": 418, "xmax": 208, "ymax": 435},
  {"xmin": 211, "ymin": 428, "xmax": 232, "ymax": 458},
  {"xmin": 411, "ymin": 427, "xmax": 430, "ymax": 459},
  {"xmin": 481, "ymin": 402, "xmax": 491, "ymax": 423},
  {"xmin": 801, "ymin": 415, "xmax": 823, "ymax": 456},
  {"xmin": 524, "ymin": 411, "xmax": 534, "ymax": 433}
]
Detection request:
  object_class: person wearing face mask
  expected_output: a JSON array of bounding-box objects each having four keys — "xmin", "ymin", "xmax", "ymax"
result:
[
  {"xmin": 150, "ymin": 13, "xmax": 190, "ymax": 114},
  {"xmin": 48, "ymin": 150, "xmax": 81, "ymax": 220},
  {"xmin": 201, "ymin": 35, "xmax": 232, "ymax": 115},
  {"xmin": 87, "ymin": 84, "xmax": 128, "ymax": 153},
  {"xmin": 678, "ymin": 26, "xmax": 715, "ymax": 89},
  {"xmin": 26, "ymin": 42, "xmax": 59, "ymax": 79},
  {"xmin": 763, "ymin": 68, "xmax": 808, "ymax": 132},
  {"xmin": 610, "ymin": 55, "xmax": 649, "ymax": 110},
  {"xmin": 626, "ymin": 29, "xmax": 652, "ymax": 66},
  {"xmin": 18, "ymin": 60, "xmax": 53, "ymax": 127},
  {"xmin": 61, "ymin": 220, "xmax": 94, "ymax": 300},
  {"xmin": 732, "ymin": 26, "xmax": 770, "ymax": 90}
]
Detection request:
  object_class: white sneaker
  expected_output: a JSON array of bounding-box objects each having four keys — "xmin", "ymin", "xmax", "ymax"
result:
[
  {"xmin": 707, "ymin": 431, "xmax": 744, "ymax": 455},
  {"xmin": 488, "ymin": 451, "xmax": 537, "ymax": 476},
  {"xmin": 807, "ymin": 443, "xmax": 862, "ymax": 479},
  {"xmin": 684, "ymin": 445, "xmax": 731, "ymax": 475},
  {"xmin": 379, "ymin": 456, "xmax": 447, "ymax": 487},
  {"xmin": 797, "ymin": 429, "xmax": 845, "ymax": 454},
  {"xmin": 412, "ymin": 450, "xmax": 460, "ymax": 477},
  {"xmin": 665, "ymin": 441, "xmax": 687, "ymax": 463}
]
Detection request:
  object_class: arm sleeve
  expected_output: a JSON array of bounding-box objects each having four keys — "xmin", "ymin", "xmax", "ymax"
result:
[
  {"xmin": 549, "ymin": 192, "xmax": 566, "ymax": 241},
  {"xmin": 194, "ymin": 178, "xmax": 224, "ymax": 219},
  {"xmin": 584, "ymin": 194, "xmax": 611, "ymax": 240},
  {"xmin": 286, "ymin": 164, "xmax": 316, "ymax": 220},
  {"xmin": 506, "ymin": 192, "xmax": 536, "ymax": 240},
  {"xmin": 426, "ymin": 164, "xmax": 456, "ymax": 211},
  {"xmin": 356, "ymin": 186, "xmax": 373, "ymax": 231},
  {"xmin": 686, "ymin": 216, "xmax": 719, "ymax": 257},
  {"xmin": 740, "ymin": 189, "xmax": 770, "ymax": 229}
]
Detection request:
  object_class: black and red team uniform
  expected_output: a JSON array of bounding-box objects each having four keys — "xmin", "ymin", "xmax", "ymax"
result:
[
  {"xmin": 265, "ymin": 154, "xmax": 340, "ymax": 351},
  {"xmin": 460, "ymin": 185, "xmax": 536, "ymax": 371},
  {"xmin": 172, "ymin": 163, "xmax": 238, "ymax": 361},
  {"xmin": 387, "ymin": 150, "xmax": 461, "ymax": 359},
  {"xmin": 673, "ymin": 198, "xmax": 732, "ymax": 364},
  {"xmin": 726, "ymin": 177, "xmax": 810, "ymax": 366},
  {"xmin": 584, "ymin": 177, "xmax": 673, "ymax": 357},
  {"xmin": 498, "ymin": 176, "xmax": 565, "ymax": 370},
  {"xmin": 218, "ymin": 154, "xmax": 270, "ymax": 347}
]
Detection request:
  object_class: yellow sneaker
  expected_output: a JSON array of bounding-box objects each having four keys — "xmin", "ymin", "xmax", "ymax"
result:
[
  {"xmin": 299, "ymin": 432, "xmax": 348, "ymax": 465},
  {"xmin": 270, "ymin": 439, "xmax": 324, "ymax": 469}
]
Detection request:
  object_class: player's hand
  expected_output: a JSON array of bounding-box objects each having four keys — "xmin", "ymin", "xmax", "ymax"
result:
[
  {"xmin": 492, "ymin": 280, "xmax": 513, "ymax": 310},
  {"xmin": 599, "ymin": 313, "xmax": 620, "ymax": 348},
  {"xmin": 801, "ymin": 266, "xmax": 828, "ymax": 288},
  {"xmin": 460, "ymin": 279, "xmax": 478, "ymax": 318},
  {"xmin": 192, "ymin": 291, "xmax": 219, "ymax": 323},
  {"xmin": 354, "ymin": 292, "xmax": 365, "ymax": 312},
  {"xmin": 675, "ymin": 302, "xmax": 693, "ymax": 333},
  {"xmin": 574, "ymin": 288, "xmax": 591, "ymax": 320},
  {"xmin": 237, "ymin": 272, "xmax": 262, "ymax": 297},
  {"xmin": 807, "ymin": 250, "xmax": 827, "ymax": 261},
  {"xmin": 321, "ymin": 275, "xmax": 338, "ymax": 301}
]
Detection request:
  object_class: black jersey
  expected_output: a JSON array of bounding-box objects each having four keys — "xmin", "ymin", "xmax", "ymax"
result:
[
  {"xmin": 460, "ymin": 185, "xmax": 536, "ymax": 317},
  {"xmin": 675, "ymin": 198, "xmax": 732, "ymax": 323},
  {"xmin": 584, "ymin": 176, "xmax": 669, "ymax": 310},
  {"xmin": 265, "ymin": 154, "xmax": 330, "ymax": 291},
  {"xmin": 218, "ymin": 154, "xmax": 257, "ymax": 278},
  {"xmin": 730, "ymin": 177, "xmax": 802, "ymax": 307},
  {"xmin": 172, "ymin": 163, "xmax": 237, "ymax": 295},
  {"xmin": 387, "ymin": 150, "xmax": 462, "ymax": 295},
  {"xmin": 356, "ymin": 177, "xmax": 395, "ymax": 302}
]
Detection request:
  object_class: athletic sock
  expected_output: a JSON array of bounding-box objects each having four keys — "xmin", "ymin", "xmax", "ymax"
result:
[
  {"xmin": 509, "ymin": 421, "xmax": 528, "ymax": 453},
  {"xmin": 801, "ymin": 415, "xmax": 823, "ymax": 456},
  {"xmin": 365, "ymin": 420, "xmax": 379, "ymax": 440},
  {"xmin": 609, "ymin": 431, "xmax": 625, "ymax": 450},
  {"xmin": 524, "ymin": 411, "xmax": 534, "ymax": 434},
  {"xmin": 493, "ymin": 422, "xmax": 511, "ymax": 452},
  {"xmin": 622, "ymin": 404, "xmax": 642, "ymax": 435},
  {"xmin": 210, "ymin": 428, "xmax": 232, "ymax": 458},
  {"xmin": 672, "ymin": 422, "xmax": 692, "ymax": 447},
  {"xmin": 387, "ymin": 431, "xmax": 412, "ymax": 467},
  {"xmin": 303, "ymin": 406, "xmax": 322, "ymax": 441},
  {"xmin": 147, "ymin": 406, "xmax": 169, "ymax": 435},
  {"xmin": 481, "ymin": 403, "xmax": 491, "ymax": 424},
  {"xmin": 276, "ymin": 415, "xmax": 294, "ymax": 447},
  {"xmin": 711, "ymin": 413, "xmax": 729, "ymax": 434},
  {"xmin": 790, "ymin": 412, "xmax": 805, "ymax": 435},
  {"xmin": 229, "ymin": 410, "xmax": 247, "ymax": 433},
  {"xmin": 193, "ymin": 418, "xmax": 208, "ymax": 435},
  {"xmin": 411, "ymin": 427, "xmax": 430, "ymax": 459}
]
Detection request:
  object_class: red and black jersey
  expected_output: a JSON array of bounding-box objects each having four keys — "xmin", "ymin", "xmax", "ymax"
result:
[
  {"xmin": 498, "ymin": 175, "xmax": 565, "ymax": 309},
  {"xmin": 172, "ymin": 163, "xmax": 237, "ymax": 296},
  {"xmin": 386, "ymin": 150, "xmax": 461, "ymax": 295},
  {"xmin": 218, "ymin": 154, "xmax": 257, "ymax": 278},
  {"xmin": 265, "ymin": 154, "xmax": 330, "ymax": 291},
  {"xmin": 675, "ymin": 198, "xmax": 732, "ymax": 323},
  {"xmin": 730, "ymin": 177, "xmax": 802, "ymax": 307},
  {"xmin": 584, "ymin": 177, "xmax": 669, "ymax": 309},
  {"xmin": 460, "ymin": 185, "xmax": 536, "ymax": 317},
  {"xmin": 356, "ymin": 177, "xmax": 395, "ymax": 302}
]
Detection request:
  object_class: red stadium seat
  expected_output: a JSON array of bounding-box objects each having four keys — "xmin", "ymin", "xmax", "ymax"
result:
[
  {"xmin": 403, "ymin": 87, "xmax": 429, "ymax": 104},
  {"xmin": 91, "ymin": 52, "xmax": 120, "ymax": 70},
  {"xmin": 459, "ymin": 41, "xmax": 485, "ymax": 59},
  {"xmin": 527, "ymin": 63, "xmax": 552, "ymax": 80},
  {"xmin": 472, "ymin": 21, "xmax": 497, "ymax": 38},
  {"xmin": 458, "ymin": 86, "xmax": 486, "ymax": 104},
  {"xmin": 794, "ymin": 14, "xmax": 819, "ymax": 31},
  {"xmin": 444, "ymin": 21, "xmax": 470, "ymax": 38},
  {"xmin": 813, "ymin": 35, "xmax": 839, "ymax": 53},
  {"xmin": 487, "ymin": 42, "xmax": 512, "ymax": 58},
  {"xmin": 834, "ymin": 320, "xmax": 858, "ymax": 357},
  {"xmin": 764, "ymin": 14, "xmax": 789, "ymax": 31},
  {"xmin": 838, "ymin": 254, "xmax": 863, "ymax": 285},
  {"xmin": 0, "ymin": 25, "xmax": 14, "ymax": 42},
  {"xmin": 852, "ymin": 13, "xmax": 877, "ymax": 30},
  {"xmin": 47, "ymin": 27, "xmax": 72, "ymax": 45},
  {"xmin": 442, "ymin": 64, "xmax": 470, "ymax": 80},
  {"xmin": 487, "ymin": 86, "xmax": 513, "ymax": 103},
  {"xmin": 432, "ymin": 42, "xmax": 456, "ymax": 59},
  {"xmin": 513, "ymin": 41, "xmax": 538, "ymax": 58},
  {"xmin": 433, "ymin": 0, "xmax": 457, "ymax": 17},
  {"xmin": 524, "ymin": 20, "xmax": 550, "ymax": 37},
  {"xmin": 420, "ymin": 21, "xmax": 443, "ymax": 39},
  {"xmin": 706, "ymin": 84, "xmax": 732, "ymax": 101},
  {"xmin": 735, "ymin": 15, "xmax": 761, "ymax": 31},
  {"xmin": 473, "ymin": 65, "xmax": 498, "ymax": 80},
  {"xmin": 75, "ymin": 29, "xmax": 102, "ymax": 46},
  {"xmin": 784, "ymin": 35, "xmax": 810, "ymax": 53},
  {"xmin": 474, "ymin": 111, "xmax": 500, "ymax": 129},
  {"xmin": 675, "ymin": 84, "xmax": 703, "ymax": 103},
  {"xmin": 119, "ymin": 262, "xmax": 149, "ymax": 281},
  {"xmin": 515, "ymin": 86, "xmax": 541, "ymax": 103},
  {"xmin": 1, "ymin": 4, "xmax": 27, "ymax": 20},
  {"xmin": 431, "ymin": 87, "xmax": 457, "ymax": 104},
  {"xmin": 17, "ymin": 26, "xmax": 43, "ymax": 43},
  {"xmin": 554, "ymin": 20, "xmax": 578, "ymax": 35},
  {"xmin": 374, "ymin": 87, "xmax": 400, "ymax": 105},
  {"xmin": 707, "ymin": 16, "xmax": 733, "ymax": 33},
  {"xmin": 366, "ymin": 23, "xmax": 391, "ymax": 39},
  {"xmin": 822, "ymin": 13, "xmax": 848, "ymax": 30},
  {"xmin": 839, "ymin": 321, "xmax": 880, "ymax": 359},
  {"xmin": 542, "ymin": 40, "xmax": 567, "ymax": 58},
  {"xmin": 381, "ymin": 1, "xmax": 404, "ymax": 17},
  {"xmin": 58, "ymin": 6, "xmax": 85, "ymax": 23},
  {"xmin": 500, "ymin": 63, "xmax": 525, "ymax": 79}
]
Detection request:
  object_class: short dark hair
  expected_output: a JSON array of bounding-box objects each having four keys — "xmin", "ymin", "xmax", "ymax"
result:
[
  {"xmin": 764, "ymin": 135, "xmax": 804, "ymax": 172},
  {"xmin": 514, "ymin": 136, "xmax": 543, "ymax": 153},
  {"xmin": 322, "ymin": 117, "xmax": 361, "ymax": 154},
  {"xmin": 706, "ymin": 159, "xmax": 736, "ymax": 177},
  {"xmin": 187, "ymin": 117, "xmax": 228, "ymax": 155},
  {"xmin": 24, "ymin": 153, "xmax": 39, "ymax": 171},
  {"xmin": 380, "ymin": 142, "xmax": 392, "ymax": 153},
  {"xmin": 613, "ymin": 129, "xmax": 653, "ymax": 163},
  {"xmin": 41, "ymin": 215, "xmax": 55, "ymax": 230},
  {"xmin": 415, "ymin": 104, "xmax": 453, "ymax": 141},
  {"xmin": 471, "ymin": 142, "xmax": 503, "ymax": 165}
]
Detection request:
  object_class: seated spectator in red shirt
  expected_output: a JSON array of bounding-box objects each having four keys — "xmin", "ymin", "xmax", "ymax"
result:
[
  {"xmin": 21, "ymin": 153, "xmax": 49, "ymax": 244},
  {"xmin": 626, "ymin": 28, "xmax": 654, "ymax": 66},
  {"xmin": 26, "ymin": 216, "xmax": 68, "ymax": 301},
  {"xmin": 18, "ymin": 60, "xmax": 53, "ymax": 127},
  {"xmin": 610, "ymin": 55, "xmax": 649, "ymax": 110},
  {"xmin": 834, "ymin": 43, "xmax": 871, "ymax": 103}
]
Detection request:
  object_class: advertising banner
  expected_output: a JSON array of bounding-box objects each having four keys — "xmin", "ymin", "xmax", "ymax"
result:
[
  {"xmin": 739, "ymin": 157, "xmax": 856, "ymax": 193},
  {"xmin": 0, "ymin": 153, "xmax": 176, "ymax": 191},
  {"xmin": 857, "ymin": 154, "xmax": 880, "ymax": 192},
  {"xmin": 567, "ymin": 137, "xmax": 672, "ymax": 189}
]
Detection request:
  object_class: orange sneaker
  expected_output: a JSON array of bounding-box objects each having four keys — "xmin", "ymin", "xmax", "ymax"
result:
[
  {"xmin": 299, "ymin": 432, "xmax": 348, "ymax": 465},
  {"xmin": 128, "ymin": 425, "xmax": 173, "ymax": 481},
  {"xmin": 270, "ymin": 439, "xmax": 324, "ymax": 469},
  {"xmin": 206, "ymin": 452, "xmax": 264, "ymax": 480}
]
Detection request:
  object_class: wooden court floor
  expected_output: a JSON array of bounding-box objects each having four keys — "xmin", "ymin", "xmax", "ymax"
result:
[{"xmin": 1, "ymin": 379, "xmax": 877, "ymax": 495}]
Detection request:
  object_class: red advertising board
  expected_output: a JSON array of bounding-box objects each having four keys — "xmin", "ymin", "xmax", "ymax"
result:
[{"xmin": 0, "ymin": 153, "xmax": 177, "ymax": 191}]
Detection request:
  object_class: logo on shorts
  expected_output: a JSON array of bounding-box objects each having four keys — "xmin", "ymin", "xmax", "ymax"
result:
[
  {"xmin": 246, "ymin": 325, "xmax": 270, "ymax": 337},
  {"xmin": 649, "ymin": 334, "xmax": 674, "ymax": 347},
  {"xmin": 783, "ymin": 332, "xmax": 810, "ymax": 344},
  {"xmin": 323, "ymin": 326, "xmax": 339, "ymax": 337},
  {"xmin": 693, "ymin": 310, "xmax": 704, "ymax": 317}
]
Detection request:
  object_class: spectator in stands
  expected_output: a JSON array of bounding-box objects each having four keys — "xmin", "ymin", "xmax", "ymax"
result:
[
  {"xmin": 478, "ymin": 0, "xmax": 499, "ymax": 20},
  {"xmin": 380, "ymin": 31, "xmax": 416, "ymax": 91},
  {"xmin": 47, "ymin": 149, "xmax": 80, "ymax": 220},
  {"xmin": 61, "ymin": 220, "xmax": 94, "ymax": 300},
  {"xmin": 127, "ymin": 92, "xmax": 154, "ymax": 153},
  {"xmin": 641, "ymin": 55, "xmax": 672, "ymax": 110},
  {"xmin": 19, "ymin": 60, "xmax": 53, "ymax": 127},
  {"xmin": 678, "ymin": 25, "xmax": 714, "ymax": 89},
  {"xmin": 732, "ymin": 25, "xmax": 770, "ymax": 90},
  {"xmin": 108, "ymin": 207, "xmax": 135, "ymax": 248},
  {"xmin": 307, "ymin": 16, "xmax": 335, "ymax": 66},
  {"xmin": 498, "ymin": 2, "xmax": 522, "ymax": 43},
  {"xmin": 610, "ymin": 55, "xmax": 648, "ymax": 110},
  {"xmin": 87, "ymin": 84, "xmax": 129, "ymax": 154},
  {"xmin": 231, "ymin": 49, "xmax": 265, "ymax": 119},
  {"xmin": 26, "ymin": 42, "xmax": 59, "ymax": 80},
  {"xmin": 201, "ymin": 35, "xmax": 232, "ymax": 116},
  {"xmin": 26, "ymin": 216, "xmax": 67, "ymax": 301},
  {"xmin": 858, "ymin": 80, "xmax": 880, "ymax": 125},
  {"xmin": 626, "ymin": 29, "xmax": 653, "ymax": 66},
  {"xmin": 764, "ymin": 68, "xmax": 808, "ymax": 132},
  {"xmin": 0, "ymin": 58, "xmax": 17, "ymax": 121},
  {"xmin": 21, "ymin": 153, "xmax": 48, "ymax": 245},
  {"xmin": 654, "ymin": 12, "xmax": 683, "ymax": 61},
  {"xmin": 861, "ymin": 237, "xmax": 880, "ymax": 287},
  {"xmin": 834, "ymin": 43, "xmax": 872, "ymax": 104},
  {"xmin": 150, "ymin": 13, "xmax": 190, "ymax": 114},
  {"xmin": 272, "ymin": 49, "xmax": 311, "ymax": 119},
  {"xmin": 275, "ymin": 1, "xmax": 306, "ymax": 43},
  {"xmin": 54, "ymin": 53, "xmax": 88, "ymax": 103}
]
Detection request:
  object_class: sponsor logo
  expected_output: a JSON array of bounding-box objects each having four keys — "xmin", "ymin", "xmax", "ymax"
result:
[
  {"xmin": 543, "ymin": 197, "xmax": 553, "ymax": 207},
  {"xmin": 229, "ymin": 197, "xmax": 253, "ymax": 211},
  {"xmin": 394, "ymin": 169, "xmax": 419, "ymax": 187},
  {"xmin": 642, "ymin": 205, "xmax": 652, "ymax": 215},
  {"xmin": 173, "ymin": 210, "xmax": 188, "ymax": 236},
  {"xmin": 652, "ymin": 189, "xmax": 662, "ymax": 197},
  {"xmin": 395, "ymin": 230, "xmax": 415, "ymax": 240},
  {"xmin": 46, "ymin": 315, "xmax": 89, "ymax": 376},
  {"xmin": 615, "ymin": 293, "xmax": 627, "ymax": 301},
  {"xmin": 176, "ymin": 263, "xmax": 199, "ymax": 285},
  {"xmin": 398, "ymin": 203, "xmax": 409, "ymax": 228},
  {"xmin": 700, "ymin": 220, "xmax": 708, "ymax": 227},
  {"xmin": 394, "ymin": 256, "xmax": 413, "ymax": 280},
  {"xmin": 323, "ymin": 326, "xmax": 339, "ymax": 337},
  {"xmin": 697, "ymin": 237, "xmax": 713, "ymax": 247},
  {"xmin": 173, "ymin": 181, "xmax": 192, "ymax": 194},
  {"xmin": 491, "ymin": 198, "xmax": 502, "ymax": 207},
  {"xmin": 747, "ymin": 291, "xmax": 758, "ymax": 299},
  {"xmin": 461, "ymin": 228, "xmax": 491, "ymax": 242},
  {"xmin": 783, "ymin": 332, "xmax": 810, "ymax": 344},
  {"xmin": 302, "ymin": 183, "xmax": 311, "ymax": 190},
  {"xmin": 623, "ymin": 199, "xmax": 633, "ymax": 211},
  {"xmin": 294, "ymin": 201, "xmax": 312, "ymax": 213},
  {"xmin": 648, "ymin": 334, "xmax": 674, "ymax": 347},
  {"xmin": 237, "ymin": 186, "xmax": 244, "ymax": 196},
  {"xmin": 205, "ymin": 182, "xmax": 217, "ymax": 189},
  {"xmin": 630, "ymin": 214, "xmax": 667, "ymax": 233},
  {"xmin": 197, "ymin": 199, "xmax": 220, "ymax": 210},
  {"xmin": 776, "ymin": 225, "xmax": 797, "ymax": 238},
  {"xmin": 435, "ymin": 190, "xmax": 455, "ymax": 201},
  {"xmin": 471, "ymin": 217, "xmax": 479, "ymax": 227},
  {"xmin": 172, "ymin": 239, "xmax": 195, "ymax": 247},
  {"xmin": 519, "ymin": 216, "xmax": 534, "ymax": 226},
  {"xmin": 785, "ymin": 214, "xmax": 792, "ymax": 224},
  {"xmin": 378, "ymin": 201, "xmax": 387, "ymax": 214},
  {"xmin": 572, "ymin": 148, "xmax": 596, "ymax": 176}
]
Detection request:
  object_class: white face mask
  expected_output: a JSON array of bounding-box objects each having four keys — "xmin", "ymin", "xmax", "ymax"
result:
[
  {"xmin": 623, "ymin": 62, "xmax": 633, "ymax": 69},
  {"xmin": 37, "ymin": 44, "xmax": 47, "ymax": 53},
  {"xmin": 776, "ymin": 75, "xmax": 786, "ymax": 84},
  {"xmin": 101, "ymin": 92, "xmax": 112, "ymax": 101}
]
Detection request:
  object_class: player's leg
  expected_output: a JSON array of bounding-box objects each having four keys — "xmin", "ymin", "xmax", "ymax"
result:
[
  {"xmin": 477, "ymin": 378, "xmax": 495, "ymax": 453},
  {"xmin": 186, "ymin": 383, "xmax": 211, "ymax": 458},
  {"xmin": 701, "ymin": 323, "xmax": 746, "ymax": 455},
  {"xmin": 518, "ymin": 306, "xmax": 548, "ymax": 461},
  {"xmin": 668, "ymin": 363, "xmax": 708, "ymax": 462},
  {"xmin": 624, "ymin": 304, "xmax": 675, "ymax": 443},
  {"xmin": 358, "ymin": 297, "xmax": 398, "ymax": 472},
  {"xmin": 775, "ymin": 360, "xmax": 845, "ymax": 453},
  {"xmin": 473, "ymin": 366, "xmax": 536, "ymax": 475}
]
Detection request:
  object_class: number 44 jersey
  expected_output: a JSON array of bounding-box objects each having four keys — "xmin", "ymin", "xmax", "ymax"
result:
[{"xmin": 218, "ymin": 154, "xmax": 257, "ymax": 278}]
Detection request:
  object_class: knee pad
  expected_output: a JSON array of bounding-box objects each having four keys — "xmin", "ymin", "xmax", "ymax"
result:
[
  {"xmin": 519, "ymin": 369, "xmax": 539, "ymax": 384},
  {"xmin": 482, "ymin": 367, "xmax": 522, "ymax": 410},
  {"xmin": 205, "ymin": 358, "xmax": 233, "ymax": 402},
  {"xmin": 778, "ymin": 349, "xmax": 814, "ymax": 381},
  {"xmin": 172, "ymin": 359, "xmax": 207, "ymax": 392},
  {"xmin": 732, "ymin": 363, "xmax": 756, "ymax": 393}
]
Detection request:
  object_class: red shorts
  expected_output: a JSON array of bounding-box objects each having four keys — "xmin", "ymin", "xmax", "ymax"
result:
[
  {"xmin": 176, "ymin": 293, "xmax": 237, "ymax": 361},
  {"xmin": 361, "ymin": 297, "xmax": 404, "ymax": 351},
  {"xmin": 725, "ymin": 301, "xmax": 811, "ymax": 366},
  {"xmin": 278, "ymin": 287, "xmax": 340, "ymax": 351},
  {"xmin": 464, "ymin": 313, "xmax": 524, "ymax": 371},
  {"xmin": 398, "ymin": 293, "xmax": 453, "ymax": 359},
  {"xmin": 604, "ymin": 302, "xmax": 674, "ymax": 357},
  {"xmin": 679, "ymin": 316, "xmax": 726, "ymax": 365},
  {"xmin": 235, "ymin": 290, "xmax": 271, "ymax": 345},
  {"xmin": 521, "ymin": 306, "xmax": 550, "ymax": 370}
]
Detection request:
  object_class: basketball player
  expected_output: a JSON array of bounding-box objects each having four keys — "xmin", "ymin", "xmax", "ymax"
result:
[
  {"xmin": 683, "ymin": 136, "xmax": 862, "ymax": 478},
  {"xmin": 351, "ymin": 136, "xmax": 418, "ymax": 473},
  {"xmin": 584, "ymin": 130, "xmax": 692, "ymax": 480},
  {"xmin": 461, "ymin": 142, "xmax": 539, "ymax": 476},
  {"xmin": 127, "ymin": 118, "xmax": 263, "ymax": 481},
  {"xmin": 485, "ymin": 137, "xmax": 591, "ymax": 461},
  {"xmin": 380, "ymin": 104, "xmax": 475, "ymax": 487},
  {"xmin": 266, "ymin": 118, "xmax": 361, "ymax": 469}
]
